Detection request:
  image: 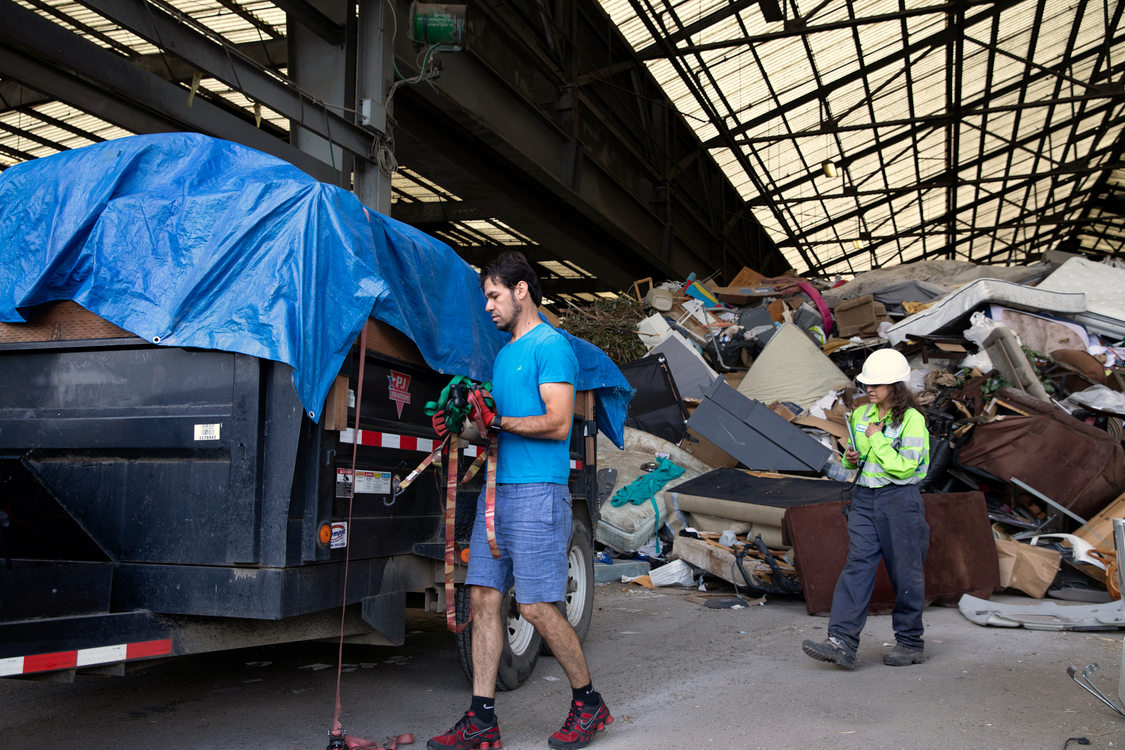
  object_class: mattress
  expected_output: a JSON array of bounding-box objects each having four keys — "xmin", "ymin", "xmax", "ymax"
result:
[
  {"xmin": 1035, "ymin": 258, "xmax": 1125, "ymax": 340},
  {"xmin": 737, "ymin": 323, "xmax": 852, "ymax": 412},
  {"xmin": 884, "ymin": 278, "xmax": 1086, "ymax": 345}
]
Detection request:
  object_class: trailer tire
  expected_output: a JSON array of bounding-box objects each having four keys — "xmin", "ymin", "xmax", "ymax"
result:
[
  {"xmin": 545, "ymin": 508, "xmax": 595, "ymax": 651},
  {"xmin": 455, "ymin": 584, "xmax": 542, "ymax": 692}
]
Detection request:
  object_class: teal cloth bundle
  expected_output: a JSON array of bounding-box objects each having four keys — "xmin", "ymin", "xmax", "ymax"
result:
[{"xmin": 610, "ymin": 457, "xmax": 686, "ymax": 552}]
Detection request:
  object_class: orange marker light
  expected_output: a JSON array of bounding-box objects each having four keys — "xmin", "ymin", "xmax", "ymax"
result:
[
  {"xmin": 318, "ymin": 523, "xmax": 333, "ymax": 545},
  {"xmin": 460, "ymin": 547, "xmax": 471, "ymax": 564}
]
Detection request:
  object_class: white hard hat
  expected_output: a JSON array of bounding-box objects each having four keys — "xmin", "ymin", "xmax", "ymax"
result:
[{"xmin": 856, "ymin": 348, "xmax": 911, "ymax": 385}]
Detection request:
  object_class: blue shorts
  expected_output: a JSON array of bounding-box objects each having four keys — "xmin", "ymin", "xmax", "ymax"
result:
[{"xmin": 464, "ymin": 482, "xmax": 572, "ymax": 604}]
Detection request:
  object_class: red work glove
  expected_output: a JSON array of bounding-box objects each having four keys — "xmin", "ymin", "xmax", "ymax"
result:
[
  {"xmin": 431, "ymin": 409, "xmax": 451, "ymax": 439},
  {"xmin": 467, "ymin": 388, "xmax": 498, "ymax": 432}
]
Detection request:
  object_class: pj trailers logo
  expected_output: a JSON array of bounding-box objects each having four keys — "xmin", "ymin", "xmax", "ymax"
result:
[{"xmin": 388, "ymin": 371, "xmax": 411, "ymax": 417}]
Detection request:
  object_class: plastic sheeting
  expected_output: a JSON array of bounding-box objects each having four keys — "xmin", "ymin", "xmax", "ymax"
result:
[{"xmin": 0, "ymin": 133, "xmax": 631, "ymax": 445}]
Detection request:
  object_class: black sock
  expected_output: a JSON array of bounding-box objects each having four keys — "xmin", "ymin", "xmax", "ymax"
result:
[
  {"xmin": 572, "ymin": 683, "xmax": 601, "ymax": 706},
  {"xmin": 470, "ymin": 695, "xmax": 495, "ymax": 724}
]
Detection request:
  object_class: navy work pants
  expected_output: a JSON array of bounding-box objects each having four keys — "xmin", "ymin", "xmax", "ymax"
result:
[{"xmin": 827, "ymin": 484, "xmax": 930, "ymax": 654}]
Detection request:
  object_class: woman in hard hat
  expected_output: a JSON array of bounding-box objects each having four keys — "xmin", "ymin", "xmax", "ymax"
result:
[{"xmin": 802, "ymin": 348, "xmax": 930, "ymax": 670}]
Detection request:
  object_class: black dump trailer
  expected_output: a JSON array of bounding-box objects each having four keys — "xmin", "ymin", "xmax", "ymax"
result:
[{"xmin": 0, "ymin": 303, "xmax": 597, "ymax": 687}]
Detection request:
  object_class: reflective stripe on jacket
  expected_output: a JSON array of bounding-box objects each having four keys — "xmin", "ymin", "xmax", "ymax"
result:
[{"xmin": 840, "ymin": 403, "xmax": 930, "ymax": 488}]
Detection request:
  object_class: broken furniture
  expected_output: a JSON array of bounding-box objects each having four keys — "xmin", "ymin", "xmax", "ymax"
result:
[
  {"xmin": 619, "ymin": 353, "xmax": 689, "ymax": 445},
  {"xmin": 783, "ymin": 492, "xmax": 999, "ymax": 616},
  {"xmin": 988, "ymin": 306, "xmax": 1090, "ymax": 354},
  {"xmin": 982, "ymin": 326, "xmax": 1052, "ymax": 402},
  {"xmin": 595, "ymin": 429, "xmax": 709, "ymax": 554},
  {"xmin": 667, "ymin": 468, "xmax": 849, "ymax": 549},
  {"xmin": 958, "ymin": 388, "xmax": 1125, "ymax": 522},
  {"xmin": 647, "ymin": 334, "xmax": 717, "ymax": 400},
  {"xmin": 671, "ymin": 533, "xmax": 798, "ymax": 594},
  {"xmin": 686, "ymin": 378, "xmax": 831, "ymax": 473}
]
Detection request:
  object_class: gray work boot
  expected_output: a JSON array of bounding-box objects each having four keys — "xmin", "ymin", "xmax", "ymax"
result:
[
  {"xmin": 883, "ymin": 644, "xmax": 926, "ymax": 666},
  {"xmin": 802, "ymin": 635, "xmax": 856, "ymax": 670}
]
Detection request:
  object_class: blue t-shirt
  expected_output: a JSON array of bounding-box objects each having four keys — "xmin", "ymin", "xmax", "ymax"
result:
[{"xmin": 493, "ymin": 323, "xmax": 578, "ymax": 484}]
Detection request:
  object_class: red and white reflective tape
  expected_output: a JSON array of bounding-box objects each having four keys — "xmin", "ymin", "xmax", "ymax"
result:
[
  {"xmin": 338, "ymin": 429, "xmax": 482, "ymax": 456},
  {"xmin": 0, "ymin": 638, "xmax": 172, "ymax": 676},
  {"xmin": 337, "ymin": 430, "xmax": 583, "ymax": 469}
]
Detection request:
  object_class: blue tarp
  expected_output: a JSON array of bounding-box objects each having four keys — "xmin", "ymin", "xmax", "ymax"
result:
[{"xmin": 0, "ymin": 133, "xmax": 631, "ymax": 446}]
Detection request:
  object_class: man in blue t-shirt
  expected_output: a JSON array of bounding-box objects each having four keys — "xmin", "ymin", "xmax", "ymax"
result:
[{"xmin": 429, "ymin": 252, "xmax": 612, "ymax": 750}]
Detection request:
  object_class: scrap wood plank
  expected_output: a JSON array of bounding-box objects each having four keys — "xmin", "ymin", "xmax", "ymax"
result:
[
  {"xmin": 994, "ymin": 398, "xmax": 1032, "ymax": 417},
  {"xmin": 630, "ymin": 277, "xmax": 653, "ymax": 302},
  {"xmin": 674, "ymin": 536, "xmax": 741, "ymax": 585},
  {"xmin": 673, "ymin": 535, "xmax": 792, "ymax": 584},
  {"xmin": 696, "ymin": 533, "xmax": 794, "ymax": 569},
  {"xmin": 953, "ymin": 400, "xmax": 975, "ymax": 419}
]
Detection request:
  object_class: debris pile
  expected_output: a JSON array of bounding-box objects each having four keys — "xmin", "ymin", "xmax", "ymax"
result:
[{"xmin": 589, "ymin": 255, "xmax": 1125, "ymax": 620}]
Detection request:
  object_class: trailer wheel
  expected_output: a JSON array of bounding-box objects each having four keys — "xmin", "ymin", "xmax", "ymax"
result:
[
  {"xmin": 455, "ymin": 584, "xmax": 542, "ymax": 692},
  {"xmin": 548, "ymin": 509, "xmax": 595, "ymax": 648}
]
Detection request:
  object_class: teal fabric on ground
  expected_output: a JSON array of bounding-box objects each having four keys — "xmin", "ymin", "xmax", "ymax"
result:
[
  {"xmin": 609, "ymin": 457, "xmax": 685, "ymax": 553},
  {"xmin": 611, "ymin": 457, "xmax": 685, "ymax": 507}
]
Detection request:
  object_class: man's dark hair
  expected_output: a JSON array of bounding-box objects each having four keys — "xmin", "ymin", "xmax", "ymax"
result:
[{"xmin": 480, "ymin": 251, "xmax": 542, "ymax": 307}]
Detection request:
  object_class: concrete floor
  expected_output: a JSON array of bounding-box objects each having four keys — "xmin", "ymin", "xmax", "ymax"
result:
[{"xmin": 1, "ymin": 583, "xmax": 1123, "ymax": 750}]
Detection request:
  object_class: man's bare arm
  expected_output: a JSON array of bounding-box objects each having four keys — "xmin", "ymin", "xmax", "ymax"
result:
[{"xmin": 497, "ymin": 382, "xmax": 574, "ymax": 441}]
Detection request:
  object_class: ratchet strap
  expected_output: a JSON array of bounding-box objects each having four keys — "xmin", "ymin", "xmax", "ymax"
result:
[
  {"xmin": 329, "ymin": 323, "xmax": 415, "ymax": 750},
  {"xmin": 401, "ymin": 378, "xmax": 501, "ymax": 633}
]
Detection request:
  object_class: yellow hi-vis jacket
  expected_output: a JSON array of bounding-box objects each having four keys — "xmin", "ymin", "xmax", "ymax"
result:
[{"xmin": 840, "ymin": 403, "xmax": 930, "ymax": 488}]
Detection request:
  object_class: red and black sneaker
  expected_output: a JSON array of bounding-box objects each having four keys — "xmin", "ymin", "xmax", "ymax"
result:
[
  {"xmin": 427, "ymin": 711, "xmax": 502, "ymax": 750},
  {"xmin": 548, "ymin": 699, "xmax": 613, "ymax": 749}
]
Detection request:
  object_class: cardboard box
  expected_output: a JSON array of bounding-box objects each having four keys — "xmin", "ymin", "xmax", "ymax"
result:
[
  {"xmin": 680, "ymin": 426, "xmax": 739, "ymax": 468},
  {"xmin": 834, "ymin": 294, "xmax": 891, "ymax": 337},
  {"xmin": 723, "ymin": 370, "xmax": 746, "ymax": 389},
  {"xmin": 728, "ymin": 266, "xmax": 766, "ymax": 288},
  {"xmin": 793, "ymin": 415, "xmax": 850, "ymax": 446},
  {"xmin": 767, "ymin": 299, "xmax": 786, "ymax": 323},
  {"xmin": 995, "ymin": 538, "xmax": 1060, "ymax": 598},
  {"xmin": 768, "ymin": 401, "xmax": 800, "ymax": 422},
  {"xmin": 1073, "ymin": 491, "xmax": 1125, "ymax": 551}
]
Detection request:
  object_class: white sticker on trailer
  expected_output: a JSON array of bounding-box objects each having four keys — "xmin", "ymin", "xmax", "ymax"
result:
[
  {"xmin": 194, "ymin": 423, "xmax": 221, "ymax": 441},
  {"xmin": 335, "ymin": 468, "xmax": 392, "ymax": 497},
  {"xmin": 0, "ymin": 656, "xmax": 22, "ymax": 676},
  {"xmin": 330, "ymin": 521, "xmax": 348, "ymax": 549}
]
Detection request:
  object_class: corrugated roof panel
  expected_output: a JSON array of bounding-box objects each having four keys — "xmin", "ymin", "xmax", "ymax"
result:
[
  {"xmin": 4, "ymin": 0, "xmax": 1122, "ymax": 275},
  {"xmin": 829, "ymin": 78, "xmax": 871, "ymax": 123},
  {"xmin": 600, "ymin": 0, "xmax": 653, "ymax": 47}
]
